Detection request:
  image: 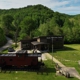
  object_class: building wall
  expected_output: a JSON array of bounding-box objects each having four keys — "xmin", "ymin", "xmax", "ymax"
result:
[
  {"xmin": 21, "ymin": 40, "xmax": 31, "ymax": 50},
  {"xmin": 40, "ymin": 36, "xmax": 64, "ymax": 49},
  {"xmin": 21, "ymin": 36, "xmax": 64, "ymax": 50}
]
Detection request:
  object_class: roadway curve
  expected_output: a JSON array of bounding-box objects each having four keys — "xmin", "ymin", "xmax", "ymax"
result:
[{"xmin": 0, "ymin": 37, "xmax": 13, "ymax": 52}]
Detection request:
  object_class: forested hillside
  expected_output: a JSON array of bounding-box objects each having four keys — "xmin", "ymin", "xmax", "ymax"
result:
[
  {"xmin": 0, "ymin": 28, "xmax": 7, "ymax": 47},
  {"xmin": 0, "ymin": 4, "xmax": 80, "ymax": 44}
]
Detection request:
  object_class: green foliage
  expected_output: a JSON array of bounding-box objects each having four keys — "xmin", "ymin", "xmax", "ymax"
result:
[
  {"xmin": 72, "ymin": 26, "xmax": 80, "ymax": 43},
  {"xmin": 1, "ymin": 14, "xmax": 14, "ymax": 36},
  {"xmin": 38, "ymin": 23, "xmax": 49, "ymax": 36},
  {"xmin": 31, "ymin": 29, "xmax": 41, "ymax": 37},
  {"xmin": 0, "ymin": 28, "xmax": 7, "ymax": 47},
  {"xmin": 19, "ymin": 33, "xmax": 28, "ymax": 40},
  {"xmin": 63, "ymin": 27, "xmax": 73, "ymax": 43},
  {"xmin": 20, "ymin": 17, "xmax": 36, "ymax": 35}
]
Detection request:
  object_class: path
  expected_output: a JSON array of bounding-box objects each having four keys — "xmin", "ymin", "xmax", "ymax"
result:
[
  {"xmin": 45, "ymin": 53, "xmax": 80, "ymax": 80},
  {"xmin": 0, "ymin": 37, "xmax": 13, "ymax": 52}
]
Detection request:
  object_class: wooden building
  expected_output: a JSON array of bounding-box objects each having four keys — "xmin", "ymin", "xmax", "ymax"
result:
[
  {"xmin": 46, "ymin": 36, "xmax": 64, "ymax": 49},
  {"xmin": 20, "ymin": 36, "xmax": 64, "ymax": 51}
]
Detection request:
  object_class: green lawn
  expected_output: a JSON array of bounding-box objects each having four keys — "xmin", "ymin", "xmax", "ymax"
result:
[
  {"xmin": 0, "ymin": 60, "xmax": 78, "ymax": 80},
  {"xmin": 51, "ymin": 44, "xmax": 80, "ymax": 74},
  {"xmin": 1, "ymin": 48, "xmax": 8, "ymax": 53}
]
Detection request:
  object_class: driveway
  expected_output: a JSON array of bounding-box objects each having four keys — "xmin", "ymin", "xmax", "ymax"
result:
[{"xmin": 0, "ymin": 37, "xmax": 13, "ymax": 52}]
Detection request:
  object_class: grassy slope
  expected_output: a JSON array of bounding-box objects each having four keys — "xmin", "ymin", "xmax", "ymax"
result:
[{"xmin": 52, "ymin": 44, "xmax": 80, "ymax": 74}]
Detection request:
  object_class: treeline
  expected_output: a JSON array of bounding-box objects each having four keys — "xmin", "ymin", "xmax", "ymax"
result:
[
  {"xmin": 0, "ymin": 28, "xmax": 7, "ymax": 47},
  {"xmin": 0, "ymin": 4, "xmax": 80, "ymax": 44}
]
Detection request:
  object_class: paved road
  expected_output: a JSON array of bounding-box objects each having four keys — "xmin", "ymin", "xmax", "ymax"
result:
[{"xmin": 0, "ymin": 37, "xmax": 13, "ymax": 52}]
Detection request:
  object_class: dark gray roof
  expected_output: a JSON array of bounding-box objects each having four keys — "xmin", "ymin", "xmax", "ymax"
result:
[
  {"xmin": 27, "ymin": 53, "xmax": 41, "ymax": 57},
  {"xmin": 16, "ymin": 50, "xmax": 27, "ymax": 54},
  {"xmin": 0, "ymin": 53, "xmax": 16, "ymax": 57},
  {"xmin": 0, "ymin": 50, "xmax": 42, "ymax": 57},
  {"xmin": 31, "ymin": 41, "xmax": 48, "ymax": 45}
]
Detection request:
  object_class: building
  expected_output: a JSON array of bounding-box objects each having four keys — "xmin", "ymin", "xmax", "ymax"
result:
[{"xmin": 20, "ymin": 36, "xmax": 64, "ymax": 51}]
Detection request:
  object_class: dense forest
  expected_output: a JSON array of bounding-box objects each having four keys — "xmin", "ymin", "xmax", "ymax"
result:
[
  {"xmin": 0, "ymin": 4, "xmax": 80, "ymax": 45},
  {"xmin": 0, "ymin": 28, "xmax": 7, "ymax": 47}
]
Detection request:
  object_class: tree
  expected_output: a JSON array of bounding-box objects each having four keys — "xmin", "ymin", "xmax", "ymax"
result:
[
  {"xmin": 19, "ymin": 33, "xmax": 28, "ymax": 40},
  {"xmin": 2, "ymin": 15, "xmax": 14, "ymax": 36},
  {"xmin": 20, "ymin": 17, "xmax": 36, "ymax": 37},
  {"xmin": 13, "ymin": 13, "xmax": 22, "ymax": 46},
  {"xmin": 0, "ymin": 28, "xmax": 7, "ymax": 47},
  {"xmin": 53, "ymin": 12, "xmax": 64, "ymax": 27},
  {"xmin": 63, "ymin": 26, "xmax": 73, "ymax": 43},
  {"xmin": 48, "ymin": 17, "xmax": 62, "ymax": 36},
  {"xmin": 63, "ymin": 18, "xmax": 73, "ymax": 28},
  {"xmin": 72, "ymin": 26, "xmax": 80, "ymax": 43},
  {"xmin": 30, "ymin": 29, "xmax": 41, "ymax": 37}
]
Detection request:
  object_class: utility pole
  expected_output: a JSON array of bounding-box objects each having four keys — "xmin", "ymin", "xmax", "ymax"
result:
[{"xmin": 51, "ymin": 37, "xmax": 54, "ymax": 63}]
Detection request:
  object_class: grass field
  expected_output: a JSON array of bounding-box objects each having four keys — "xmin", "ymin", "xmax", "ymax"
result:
[{"xmin": 52, "ymin": 44, "xmax": 80, "ymax": 74}]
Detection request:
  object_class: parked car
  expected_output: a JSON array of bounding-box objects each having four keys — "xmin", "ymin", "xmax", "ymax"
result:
[{"xmin": 8, "ymin": 47, "xmax": 15, "ymax": 52}]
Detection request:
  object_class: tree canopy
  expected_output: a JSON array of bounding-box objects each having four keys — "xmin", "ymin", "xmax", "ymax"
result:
[{"xmin": 0, "ymin": 28, "xmax": 7, "ymax": 47}]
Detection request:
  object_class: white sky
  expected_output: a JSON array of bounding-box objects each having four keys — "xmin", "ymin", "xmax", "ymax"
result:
[{"xmin": 0, "ymin": 0, "xmax": 80, "ymax": 15}]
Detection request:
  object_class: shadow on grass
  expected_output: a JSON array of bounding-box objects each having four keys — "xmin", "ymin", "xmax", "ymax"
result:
[
  {"xmin": 49, "ymin": 46, "xmax": 76, "ymax": 53},
  {"xmin": 46, "ymin": 67, "xmax": 56, "ymax": 73},
  {"xmin": 1, "ymin": 67, "xmax": 56, "ymax": 74},
  {"xmin": 36, "ymin": 67, "xmax": 56, "ymax": 75},
  {"xmin": 62, "ymin": 46, "xmax": 76, "ymax": 51}
]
